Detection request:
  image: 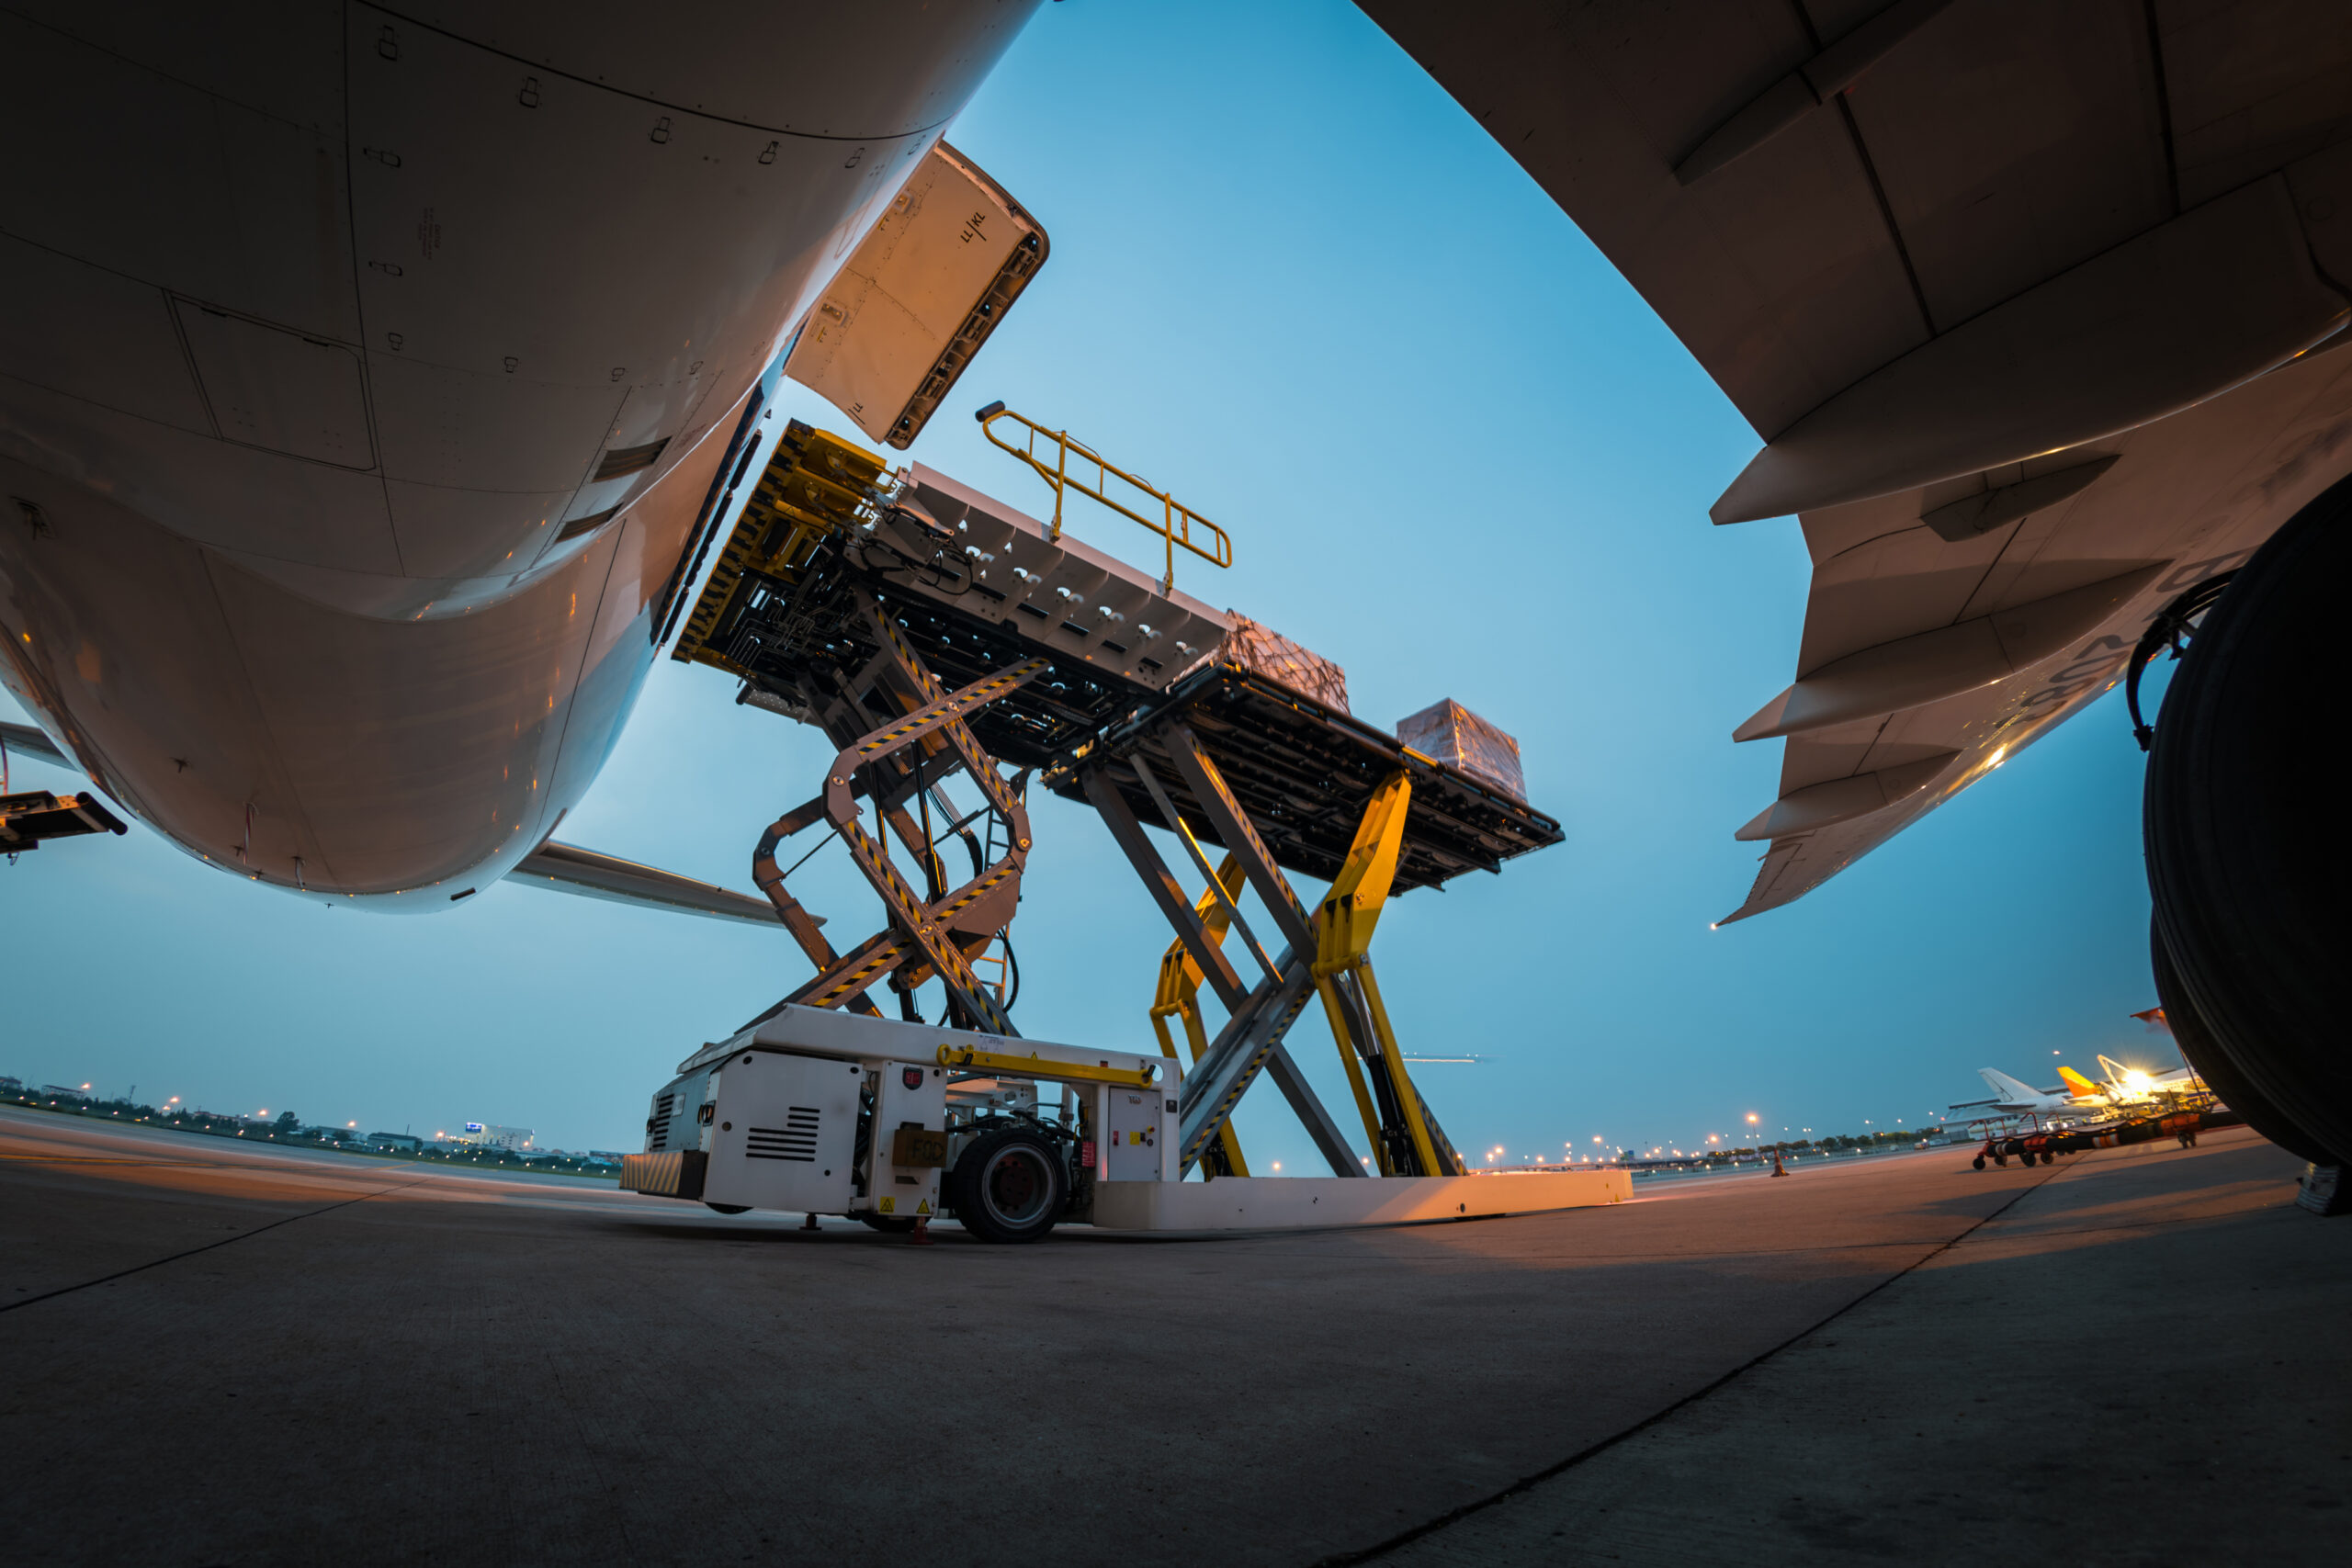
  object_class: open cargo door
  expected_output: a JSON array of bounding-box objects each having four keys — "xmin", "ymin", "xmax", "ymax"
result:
[{"xmin": 785, "ymin": 141, "xmax": 1047, "ymax": 450}]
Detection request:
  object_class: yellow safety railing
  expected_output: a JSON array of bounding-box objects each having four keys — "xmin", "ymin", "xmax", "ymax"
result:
[{"xmin": 975, "ymin": 401, "xmax": 1233, "ymax": 591}]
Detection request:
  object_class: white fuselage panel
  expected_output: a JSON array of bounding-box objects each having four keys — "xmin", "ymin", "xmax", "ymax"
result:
[{"xmin": 0, "ymin": 2, "xmax": 1039, "ymax": 899}]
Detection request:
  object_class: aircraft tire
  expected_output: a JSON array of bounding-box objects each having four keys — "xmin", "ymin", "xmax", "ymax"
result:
[
  {"xmin": 2144, "ymin": 470, "xmax": 2352, "ymax": 1166},
  {"xmin": 2148, "ymin": 916, "xmax": 2335, "ymax": 1166}
]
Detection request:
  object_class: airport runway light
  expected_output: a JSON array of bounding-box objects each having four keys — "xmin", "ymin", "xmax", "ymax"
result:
[{"xmin": 1270, "ymin": 1161, "xmax": 1282, "ymax": 1172}]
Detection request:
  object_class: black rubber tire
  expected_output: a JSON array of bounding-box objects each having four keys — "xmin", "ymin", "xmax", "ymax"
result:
[
  {"xmin": 946, "ymin": 1126, "xmax": 1065, "ymax": 1245},
  {"xmin": 704, "ymin": 1202, "xmax": 751, "ymax": 1214},
  {"xmin": 2144, "ymin": 470, "xmax": 2352, "ymax": 1164},
  {"xmin": 1972, "ymin": 1156, "xmax": 1985, "ymax": 1171},
  {"xmin": 858, "ymin": 1213, "xmax": 919, "ymax": 1234},
  {"xmin": 2149, "ymin": 915, "xmax": 2335, "ymax": 1165}
]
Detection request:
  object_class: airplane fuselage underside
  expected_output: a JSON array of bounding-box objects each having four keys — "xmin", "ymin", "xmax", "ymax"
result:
[{"xmin": 0, "ymin": 2, "xmax": 1036, "ymax": 902}]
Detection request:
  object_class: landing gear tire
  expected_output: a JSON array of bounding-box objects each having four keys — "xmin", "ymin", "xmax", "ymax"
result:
[
  {"xmin": 2144, "ymin": 471, "xmax": 2352, "ymax": 1165},
  {"xmin": 858, "ymin": 1213, "xmax": 919, "ymax": 1234},
  {"xmin": 947, "ymin": 1126, "xmax": 1065, "ymax": 1245},
  {"xmin": 2149, "ymin": 916, "xmax": 2335, "ymax": 1165}
]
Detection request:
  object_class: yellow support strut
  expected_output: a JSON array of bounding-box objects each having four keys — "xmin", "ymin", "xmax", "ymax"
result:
[
  {"xmin": 1148, "ymin": 854, "xmax": 1250, "ymax": 1177},
  {"xmin": 1311, "ymin": 770, "xmax": 1453, "ymax": 1178}
]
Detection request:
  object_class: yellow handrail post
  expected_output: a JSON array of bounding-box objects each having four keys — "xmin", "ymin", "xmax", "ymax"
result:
[{"xmin": 1052, "ymin": 425, "xmax": 1068, "ymax": 540}]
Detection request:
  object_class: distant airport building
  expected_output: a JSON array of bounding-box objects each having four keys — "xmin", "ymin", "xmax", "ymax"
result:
[
  {"xmin": 369, "ymin": 1133, "xmax": 423, "ymax": 1153},
  {"xmin": 42, "ymin": 1084, "xmax": 88, "ymax": 1100},
  {"xmin": 448, "ymin": 1122, "xmax": 534, "ymax": 1151}
]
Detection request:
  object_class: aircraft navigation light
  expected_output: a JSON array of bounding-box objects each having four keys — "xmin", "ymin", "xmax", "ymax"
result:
[{"xmin": 1270, "ymin": 1162, "xmax": 1282, "ymax": 1172}]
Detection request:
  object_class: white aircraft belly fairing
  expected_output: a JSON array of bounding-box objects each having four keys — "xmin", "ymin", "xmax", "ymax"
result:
[{"xmin": 0, "ymin": 2, "xmax": 1045, "ymax": 904}]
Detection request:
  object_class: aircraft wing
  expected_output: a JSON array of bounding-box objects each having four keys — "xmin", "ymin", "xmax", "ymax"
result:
[
  {"xmin": 12, "ymin": 717, "xmax": 789, "ymax": 931},
  {"xmin": 507, "ymin": 840, "xmax": 796, "ymax": 931},
  {"xmin": 2, "ymin": 718, "xmax": 69, "ymax": 770},
  {"xmin": 1360, "ymin": 1, "xmax": 2352, "ymax": 920}
]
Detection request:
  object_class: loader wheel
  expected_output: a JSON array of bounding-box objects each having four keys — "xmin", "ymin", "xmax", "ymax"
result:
[
  {"xmin": 859, "ymin": 1213, "xmax": 919, "ymax": 1234},
  {"xmin": 947, "ymin": 1126, "xmax": 1065, "ymax": 1244},
  {"xmin": 704, "ymin": 1202, "xmax": 751, "ymax": 1214}
]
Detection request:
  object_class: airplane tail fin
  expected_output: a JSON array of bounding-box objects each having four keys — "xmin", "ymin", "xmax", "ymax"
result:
[
  {"xmin": 2057, "ymin": 1066, "xmax": 2104, "ymax": 1099},
  {"xmin": 1978, "ymin": 1067, "xmax": 2042, "ymax": 1103}
]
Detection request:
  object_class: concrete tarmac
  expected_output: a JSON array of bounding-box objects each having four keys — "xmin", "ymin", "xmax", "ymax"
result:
[{"xmin": 1, "ymin": 1106, "xmax": 2343, "ymax": 1566}]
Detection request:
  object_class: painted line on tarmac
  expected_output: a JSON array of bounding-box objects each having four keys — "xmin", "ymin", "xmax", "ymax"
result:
[
  {"xmin": 0, "ymin": 1177, "xmax": 435, "ymax": 1316},
  {"xmin": 0, "ymin": 1155, "xmax": 238, "ymax": 1168},
  {"xmin": 1313, "ymin": 1164, "xmax": 2067, "ymax": 1567}
]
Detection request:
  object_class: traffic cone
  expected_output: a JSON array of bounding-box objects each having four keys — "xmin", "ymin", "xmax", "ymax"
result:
[{"xmin": 1770, "ymin": 1152, "xmax": 1788, "ymax": 1178}]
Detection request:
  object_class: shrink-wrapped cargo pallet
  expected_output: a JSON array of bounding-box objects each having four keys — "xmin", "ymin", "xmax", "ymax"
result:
[
  {"xmin": 1396, "ymin": 699, "xmax": 1526, "ymax": 800},
  {"xmin": 1220, "ymin": 615, "xmax": 1350, "ymax": 714}
]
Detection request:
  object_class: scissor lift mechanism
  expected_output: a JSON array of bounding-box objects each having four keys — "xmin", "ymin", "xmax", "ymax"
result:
[{"xmin": 666, "ymin": 416, "xmax": 1563, "ymax": 1192}]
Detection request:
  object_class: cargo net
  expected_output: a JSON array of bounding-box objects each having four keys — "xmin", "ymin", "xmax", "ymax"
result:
[
  {"xmin": 1396, "ymin": 698, "xmax": 1526, "ymax": 801},
  {"xmin": 1220, "ymin": 615, "xmax": 1349, "ymax": 713}
]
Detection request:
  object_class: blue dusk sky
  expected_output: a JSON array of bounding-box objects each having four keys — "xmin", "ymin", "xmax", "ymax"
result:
[{"xmin": 0, "ymin": 2, "xmax": 2180, "ymax": 1161}]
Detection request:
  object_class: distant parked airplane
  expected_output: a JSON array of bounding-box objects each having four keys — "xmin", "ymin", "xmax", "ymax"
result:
[{"xmin": 1948, "ymin": 1067, "xmax": 2104, "ymax": 1122}]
